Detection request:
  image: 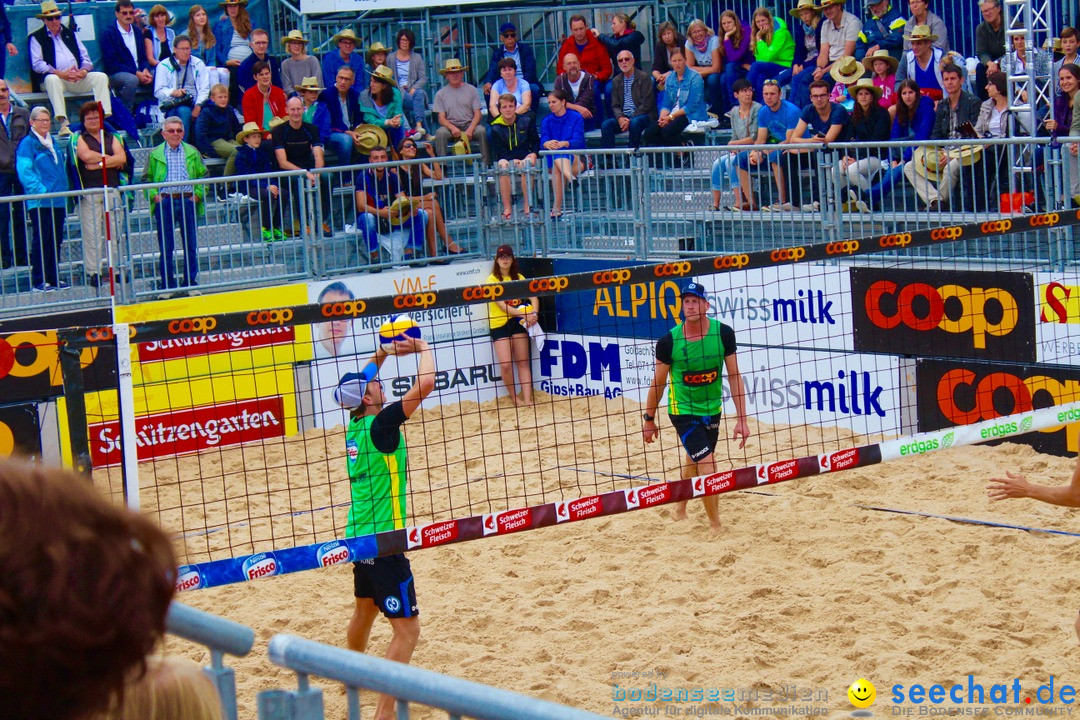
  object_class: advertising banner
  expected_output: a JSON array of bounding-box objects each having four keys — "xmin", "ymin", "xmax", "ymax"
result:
[
  {"xmin": 0, "ymin": 402, "xmax": 42, "ymax": 457},
  {"xmin": 1034, "ymin": 271, "xmax": 1080, "ymax": 366},
  {"xmin": 851, "ymin": 267, "xmax": 1035, "ymax": 362},
  {"xmin": 916, "ymin": 358, "xmax": 1080, "ymax": 456}
]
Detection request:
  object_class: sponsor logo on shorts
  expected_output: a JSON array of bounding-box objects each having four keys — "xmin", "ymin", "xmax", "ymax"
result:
[
  {"xmin": 682, "ymin": 368, "xmax": 719, "ymax": 386},
  {"xmin": 826, "ymin": 240, "xmax": 860, "ymax": 255},
  {"xmin": 175, "ymin": 565, "xmax": 204, "ymax": 592},
  {"xmin": 529, "ymin": 277, "xmax": 569, "ymax": 293},
  {"xmin": 820, "ymin": 448, "xmax": 859, "ymax": 472},
  {"xmin": 395, "ymin": 292, "xmax": 438, "ymax": 308},
  {"xmin": 384, "ymin": 596, "xmax": 401, "ymax": 613},
  {"xmin": 241, "ymin": 552, "xmax": 278, "ymax": 581},
  {"xmin": 878, "ymin": 233, "xmax": 912, "ymax": 248},
  {"xmin": 592, "ymin": 269, "xmax": 632, "ymax": 285},
  {"xmin": 930, "ymin": 226, "xmax": 963, "ymax": 240},
  {"xmin": 653, "ymin": 261, "xmax": 692, "ymax": 278},
  {"xmin": 168, "ymin": 317, "xmax": 218, "ymax": 335},
  {"xmin": 246, "ymin": 309, "xmax": 294, "ymax": 326},
  {"xmin": 321, "ymin": 300, "xmax": 368, "ymax": 317},
  {"xmin": 713, "ymin": 254, "xmax": 750, "ymax": 270},
  {"xmin": 770, "ymin": 247, "xmax": 806, "ymax": 262},
  {"xmin": 316, "ymin": 541, "xmax": 351, "ymax": 567}
]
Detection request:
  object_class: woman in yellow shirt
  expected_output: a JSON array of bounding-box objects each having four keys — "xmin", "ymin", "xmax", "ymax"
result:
[{"xmin": 487, "ymin": 244, "xmax": 538, "ymax": 406}]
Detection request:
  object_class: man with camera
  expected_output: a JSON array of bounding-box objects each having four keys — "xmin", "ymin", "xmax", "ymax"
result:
[{"xmin": 154, "ymin": 35, "xmax": 210, "ymax": 138}]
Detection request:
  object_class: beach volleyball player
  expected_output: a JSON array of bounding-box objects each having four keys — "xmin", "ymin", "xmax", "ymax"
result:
[
  {"xmin": 335, "ymin": 328, "xmax": 435, "ymax": 720},
  {"xmin": 642, "ymin": 281, "xmax": 750, "ymax": 530}
]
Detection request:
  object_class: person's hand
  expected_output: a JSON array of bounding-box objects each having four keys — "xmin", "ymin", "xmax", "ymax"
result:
[
  {"xmin": 938, "ymin": 150, "xmax": 948, "ymax": 167},
  {"xmin": 618, "ymin": 116, "xmax": 630, "ymax": 131},
  {"xmin": 306, "ymin": 171, "xmax": 317, "ymax": 185},
  {"xmin": 865, "ymin": 44, "xmax": 880, "ymax": 57},
  {"xmin": 449, "ymin": 125, "xmax": 461, "ymax": 138},
  {"xmin": 191, "ymin": 104, "xmax": 201, "ymax": 118},
  {"xmin": 543, "ymin": 139, "xmax": 559, "ymax": 150},
  {"xmin": 138, "ymin": 69, "xmax": 153, "ymax": 84},
  {"xmin": 347, "ymin": 130, "xmax": 362, "ymax": 141},
  {"xmin": 792, "ymin": 63, "xmax": 802, "ymax": 74},
  {"xmin": 385, "ymin": 336, "xmax": 427, "ymax": 355},
  {"xmin": 1045, "ymin": 118, "xmax": 1058, "ymax": 132},
  {"xmin": 268, "ymin": 184, "xmax": 280, "ymax": 197},
  {"xmin": 172, "ymin": 88, "xmax": 186, "ymax": 97},
  {"xmin": 578, "ymin": 107, "xmax": 593, "ymax": 119},
  {"xmin": 6, "ymin": 43, "xmax": 16, "ymax": 57},
  {"xmin": 1072, "ymin": 143, "xmax": 1079, "ymax": 158},
  {"xmin": 386, "ymin": 115, "xmax": 402, "ymax": 127},
  {"xmin": 725, "ymin": 28, "xmax": 735, "ymax": 39},
  {"xmin": 642, "ymin": 418, "xmax": 658, "ymax": 443},
  {"xmin": 152, "ymin": 194, "xmax": 161, "ymax": 203},
  {"xmin": 812, "ymin": 66, "xmax": 826, "ymax": 80},
  {"xmin": 656, "ymin": 74, "xmax": 667, "ymax": 90},
  {"xmin": 732, "ymin": 417, "xmax": 750, "ymax": 449},
  {"xmin": 226, "ymin": 59, "xmax": 241, "ymax": 68},
  {"xmin": 892, "ymin": 159, "xmax": 902, "ymax": 167},
  {"xmin": 658, "ymin": 114, "xmax": 670, "ymax": 127},
  {"xmin": 841, "ymin": 155, "xmax": 854, "ymax": 168},
  {"xmin": 464, "ymin": 126, "xmax": 475, "ymax": 140},
  {"xmin": 987, "ymin": 61, "xmax": 999, "ymax": 74},
  {"xmin": 749, "ymin": 149, "xmax": 762, "ymax": 166},
  {"xmin": 987, "ymin": 471, "xmax": 1033, "ymax": 501},
  {"xmin": 591, "ymin": 28, "xmax": 599, "ymax": 36},
  {"xmin": 483, "ymin": 82, "xmax": 492, "ymax": 94}
]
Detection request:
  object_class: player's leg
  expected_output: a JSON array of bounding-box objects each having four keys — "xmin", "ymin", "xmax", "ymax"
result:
[
  {"xmin": 674, "ymin": 456, "xmax": 694, "ymax": 521},
  {"xmin": 509, "ymin": 330, "xmax": 532, "ymax": 405},
  {"xmin": 347, "ymin": 597, "xmax": 379, "ymax": 652},
  {"xmin": 372, "ymin": 616, "xmax": 421, "ymax": 720},
  {"xmin": 491, "ymin": 334, "xmax": 517, "ymax": 405},
  {"xmin": 696, "ymin": 452, "xmax": 720, "ymax": 529}
]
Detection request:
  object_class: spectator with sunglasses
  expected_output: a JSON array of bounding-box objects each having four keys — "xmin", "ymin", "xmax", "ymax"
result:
[{"xmin": 481, "ymin": 23, "xmax": 542, "ymax": 106}]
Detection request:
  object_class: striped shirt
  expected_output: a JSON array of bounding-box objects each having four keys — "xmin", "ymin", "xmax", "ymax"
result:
[
  {"xmin": 163, "ymin": 143, "xmax": 193, "ymax": 194},
  {"xmin": 622, "ymin": 74, "xmax": 636, "ymax": 116}
]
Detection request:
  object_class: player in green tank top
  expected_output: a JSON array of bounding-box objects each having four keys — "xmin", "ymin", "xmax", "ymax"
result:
[
  {"xmin": 335, "ymin": 333, "xmax": 435, "ymax": 720},
  {"xmin": 642, "ymin": 281, "xmax": 751, "ymax": 530}
]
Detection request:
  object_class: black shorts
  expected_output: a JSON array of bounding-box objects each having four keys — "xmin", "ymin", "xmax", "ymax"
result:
[
  {"xmin": 353, "ymin": 554, "xmax": 418, "ymax": 618},
  {"xmin": 668, "ymin": 413, "xmax": 721, "ymax": 463},
  {"xmin": 490, "ymin": 317, "xmax": 527, "ymax": 341}
]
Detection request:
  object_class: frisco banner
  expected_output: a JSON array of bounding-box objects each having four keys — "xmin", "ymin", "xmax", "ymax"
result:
[{"xmin": 89, "ymin": 395, "xmax": 287, "ymax": 466}]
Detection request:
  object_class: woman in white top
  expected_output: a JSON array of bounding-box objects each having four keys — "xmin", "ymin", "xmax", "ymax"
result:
[{"xmin": 488, "ymin": 57, "xmax": 532, "ymax": 117}]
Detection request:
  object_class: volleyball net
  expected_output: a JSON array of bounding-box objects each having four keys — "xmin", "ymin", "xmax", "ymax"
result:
[{"xmin": 57, "ymin": 211, "xmax": 1080, "ymax": 590}]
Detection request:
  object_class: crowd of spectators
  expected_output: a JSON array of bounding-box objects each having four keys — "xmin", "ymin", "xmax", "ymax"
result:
[{"xmin": 1, "ymin": 0, "xmax": 1077, "ymax": 291}]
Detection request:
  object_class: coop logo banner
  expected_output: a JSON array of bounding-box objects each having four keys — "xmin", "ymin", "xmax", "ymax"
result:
[
  {"xmin": 1034, "ymin": 273, "xmax": 1080, "ymax": 365},
  {"xmin": 89, "ymin": 395, "xmax": 287, "ymax": 466},
  {"xmin": 851, "ymin": 267, "xmax": 1035, "ymax": 362},
  {"xmin": 916, "ymin": 358, "xmax": 1080, "ymax": 456}
]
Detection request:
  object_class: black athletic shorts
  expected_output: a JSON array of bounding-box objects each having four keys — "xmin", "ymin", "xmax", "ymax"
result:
[
  {"xmin": 490, "ymin": 317, "xmax": 527, "ymax": 341},
  {"xmin": 353, "ymin": 554, "xmax": 418, "ymax": 619},
  {"xmin": 668, "ymin": 413, "xmax": 721, "ymax": 462}
]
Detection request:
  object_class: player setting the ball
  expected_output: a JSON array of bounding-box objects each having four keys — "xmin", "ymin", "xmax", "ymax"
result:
[
  {"xmin": 642, "ymin": 281, "xmax": 750, "ymax": 530},
  {"xmin": 335, "ymin": 318, "xmax": 435, "ymax": 720}
]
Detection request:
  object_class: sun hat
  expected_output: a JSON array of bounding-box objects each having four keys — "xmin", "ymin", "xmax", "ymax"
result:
[
  {"xmin": 235, "ymin": 121, "xmax": 263, "ymax": 143},
  {"xmin": 830, "ymin": 55, "xmax": 866, "ymax": 84},
  {"xmin": 863, "ymin": 48, "xmax": 899, "ymax": 74}
]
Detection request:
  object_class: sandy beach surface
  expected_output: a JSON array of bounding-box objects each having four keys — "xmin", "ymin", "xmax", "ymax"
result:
[{"xmin": 119, "ymin": 392, "xmax": 1080, "ymax": 718}]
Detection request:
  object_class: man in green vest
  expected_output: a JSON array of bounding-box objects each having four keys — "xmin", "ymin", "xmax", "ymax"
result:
[
  {"xmin": 642, "ymin": 281, "xmax": 750, "ymax": 530},
  {"xmin": 336, "ymin": 333, "xmax": 434, "ymax": 720}
]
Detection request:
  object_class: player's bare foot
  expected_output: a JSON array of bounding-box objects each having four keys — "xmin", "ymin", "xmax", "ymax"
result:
[{"xmin": 673, "ymin": 508, "xmax": 689, "ymax": 521}]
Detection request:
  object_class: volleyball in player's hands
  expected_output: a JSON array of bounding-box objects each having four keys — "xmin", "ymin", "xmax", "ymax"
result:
[{"xmin": 379, "ymin": 314, "xmax": 422, "ymax": 348}]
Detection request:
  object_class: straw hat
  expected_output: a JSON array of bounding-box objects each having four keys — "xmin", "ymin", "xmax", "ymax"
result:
[
  {"xmin": 331, "ymin": 28, "xmax": 359, "ymax": 46},
  {"xmin": 235, "ymin": 122, "xmax": 263, "ymax": 143},
  {"xmin": 850, "ymin": 77, "xmax": 883, "ymax": 100},
  {"xmin": 281, "ymin": 29, "xmax": 309, "ymax": 46},
  {"xmin": 451, "ymin": 135, "xmax": 471, "ymax": 155},
  {"xmin": 863, "ymin": 48, "xmax": 899, "ymax": 74},
  {"xmin": 438, "ymin": 58, "xmax": 469, "ymax": 76},
  {"xmin": 903, "ymin": 24, "xmax": 939, "ymax": 43},
  {"xmin": 388, "ymin": 196, "xmax": 421, "ymax": 226},
  {"xmin": 818, "ymin": 0, "xmax": 846, "ymax": 8},
  {"xmin": 789, "ymin": 0, "xmax": 820, "ymax": 16},
  {"xmin": 36, "ymin": 1, "xmax": 63, "ymax": 19},
  {"xmin": 366, "ymin": 40, "xmax": 390, "ymax": 60},
  {"xmin": 370, "ymin": 64, "xmax": 398, "ymax": 87},
  {"xmin": 912, "ymin": 145, "xmax": 983, "ymax": 181},
  {"xmin": 830, "ymin": 56, "xmax": 865, "ymax": 84},
  {"xmin": 353, "ymin": 124, "xmax": 389, "ymax": 153},
  {"xmin": 293, "ymin": 76, "xmax": 325, "ymax": 93},
  {"xmin": 267, "ymin": 116, "xmax": 286, "ymax": 130},
  {"xmin": 217, "ymin": 0, "xmax": 247, "ymax": 7}
]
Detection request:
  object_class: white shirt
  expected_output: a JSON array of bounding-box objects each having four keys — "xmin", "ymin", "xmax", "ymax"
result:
[{"xmin": 116, "ymin": 21, "xmax": 139, "ymax": 65}]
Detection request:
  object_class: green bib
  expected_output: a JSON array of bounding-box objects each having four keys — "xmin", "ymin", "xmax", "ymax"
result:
[
  {"xmin": 344, "ymin": 413, "xmax": 408, "ymax": 537},
  {"xmin": 666, "ymin": 320, "xmax": 726, "ymax": 417}
]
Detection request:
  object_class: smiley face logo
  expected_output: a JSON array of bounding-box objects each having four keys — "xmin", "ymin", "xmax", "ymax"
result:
[{"xmin": 848, "ymin": 678, "xmax": 876, "ymax": 708}]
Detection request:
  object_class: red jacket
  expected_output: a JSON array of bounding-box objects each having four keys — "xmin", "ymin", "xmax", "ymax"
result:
[
  {"xmin": 242, "ymin": 85, "xmax": 288, "ymax": 133},
  {"xmin": 557, "ymin": 35, "xmax": 612, "ymax": 82}
]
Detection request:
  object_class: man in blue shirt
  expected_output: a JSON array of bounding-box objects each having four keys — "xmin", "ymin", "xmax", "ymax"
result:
[
  {"xmin": 481, "ymin": 23, "xmax": 541, "ymax": 106},
  {"xmin": 735, "ymin": 79, "xmax": 801, "ymax": 210},
  {"xmin": 779, "ymin": 78, "xmax": 848, "ymax": 210}
]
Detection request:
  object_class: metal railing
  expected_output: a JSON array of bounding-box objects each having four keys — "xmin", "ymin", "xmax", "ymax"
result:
[
  {"xmin": 165, "ymin": 602, "xmax": 256, "ymax": 720},
  {"xmin": 262, "ymin": 633, "xmax": 609, "ymax": 720},
  {"xmin": 0, "ymin": 135, "xmax": 1074, "ymax": 316}
]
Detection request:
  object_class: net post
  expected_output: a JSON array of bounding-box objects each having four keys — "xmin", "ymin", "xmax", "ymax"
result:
[
  {"xmin": 114, "ymin": 322, "xmax": 140, "ymax": 510},
  {"xmin": 57, "ymin": 329, "xmax": 92, "ymax": 476}
]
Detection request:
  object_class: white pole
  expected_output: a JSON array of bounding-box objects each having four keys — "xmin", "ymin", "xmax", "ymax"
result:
[{"xmin": 113, "ymin": 322, "xmax": 139, "ymax": 510}]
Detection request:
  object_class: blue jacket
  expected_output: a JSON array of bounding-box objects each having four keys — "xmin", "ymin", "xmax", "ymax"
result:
[
  {"xmin": 322, "ymin": 51, "xmax": 368, "ymax": 90},
  {"xmin": 101, "ymin": 23, "xmax": 149, "ymax": 75},
  {"xmin": 891, "ymin": 94, "xmax": 935, "ymax": 161},
  {"xmin": 233, "ymin": 142, "xmax": 277, "ymax": 193},
  {"xmin": 16, "ymin": 133, "xmax": 68, "ymax": 209},
  {"xmin": 212, "ymin": 17, "xmax": 247, "ymax": 68},
  {"xmin": 237, "ymin": 53, "xmax": 282, "ymax": 94},
  {"xmin": 662, "ymin": 69, "xmax": 708, "ymax": 122},
  {"xmin": 482, "ymin": 42, "xmax": 540, "ymax": 88},
  {"xmin": 857, "ymin": 2, "xmax": 906, "ymax": 59},
  {"xmin": 318, "ymin": 87, "xmax": 362, "ymax": 133},
  {"xmin": 194, "ymin": 100, "xmax": 244, "ymax": 157}
]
